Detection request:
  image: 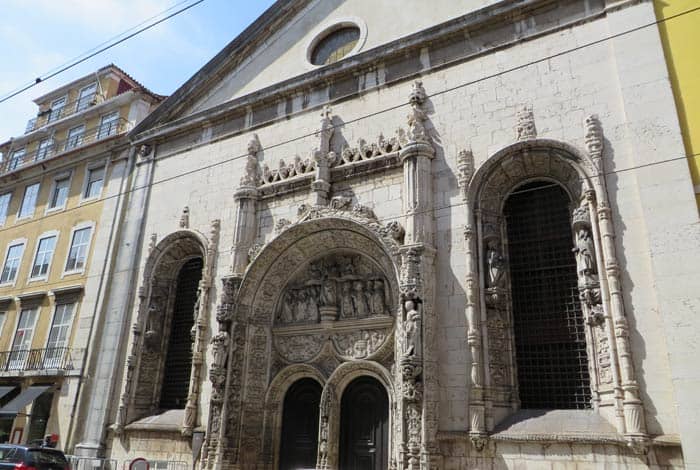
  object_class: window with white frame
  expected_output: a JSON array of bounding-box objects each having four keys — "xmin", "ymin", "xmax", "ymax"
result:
[
  {"xmin": 36, "ymin": 138, "xmax": 53, "ymax": 161},
  {"xmin": 18, "ymin": 183, "xmax": 40, "ymax": 219},
  {"xmin": 83, "ymin": 166, "xmax": 104, "ymax": 199},
  {"xmin": 65, "ymin": 226, "xmax": 92, "ymax": 273},
  {"xmin": 0, "ymin": 192, "xmax": 12, "ymax": 225},
  {"xmin": 47, "ymin": 96, "xmax": 66, "ymax": 123},
  {"xmin": 76, "ymin": 83, "xmax": 97, "ymax": 112},
  {"xmin": 0, "ymin": 242, "xmax": 25, "ymax": 284},
  {"xmin": 44, "ymin": 302, "xmax": 75, "ymax": 367},
  {"xmin": 9, "ymin": 308, "xmax": 38, "ymax": 370},
  {"xmin": 8, "ymin": 148, "xmax": 25, "ymax": 171},
  {"xmin": 65, "ymin": 124, "xmax": 85, "ymax": 151},
  {"xmin": 97, "ymin": 112, "xmax": 119, "ymax": 139},
  {"xmin": 48, "ymin": 175, "xmax": 70, "ymax": 210},
  {"xmin": 30, "ymin": 235, "xmax": 57, "ymax": 279}
]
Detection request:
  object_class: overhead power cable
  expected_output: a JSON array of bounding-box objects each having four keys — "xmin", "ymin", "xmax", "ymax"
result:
[
  {"xmin": 0, "ymin": 0, "xmax": 205, "ymax": 105},
  {"xmin": 0, "ymin": 5, "xmax": 696, "ymax": 241}
]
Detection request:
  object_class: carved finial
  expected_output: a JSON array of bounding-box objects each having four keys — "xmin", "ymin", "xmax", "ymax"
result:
[
  {"xmin": 180, "ymin": 206, "xmax": 190, "ymax": 229},
  {"xmin": 209, "ymin": 219, "xmax": 221, "ymax": 250},
  {"xmin": 585, "ymin": 114, "xmax": 604, "ymax": 166},
  {"xmin": 515, "ymin": 105, "xmax": 537, "ymax": 141},
  {"xmin": 407, "ymin": 81, "xmax": 429, "ymax": 143},
  {"xmin": 317, "ymin": 105, "xmax": 334, "ymax": 154},
  {"xmin": 147, "ymin": 233, "xmax": 157, "ymax": 254},
  {"xmin": 457, "ymin": 149, "xmax": 474, "ymax": 196},
  {"xmin": 240, "ymin": 135, "xmax": 261, "ymax": 186}
]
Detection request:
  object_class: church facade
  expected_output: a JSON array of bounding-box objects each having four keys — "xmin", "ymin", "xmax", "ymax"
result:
[{"xmin": 73, "ymin": 0, "xmax": 699, "ymax": 469}]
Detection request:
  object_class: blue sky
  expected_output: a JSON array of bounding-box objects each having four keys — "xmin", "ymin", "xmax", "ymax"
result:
[{"xmin": 0, "ymin": 0, "xmax": 276, "ymax": 141}]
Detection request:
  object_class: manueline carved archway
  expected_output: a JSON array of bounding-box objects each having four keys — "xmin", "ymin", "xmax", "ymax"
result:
[
  {"xmin": 459, "ymin": 134, "xmax": 648, "ymax": 450},
  {"xmin": 213, "ymin": 215, "xmax": 402, "ymax": 469}
]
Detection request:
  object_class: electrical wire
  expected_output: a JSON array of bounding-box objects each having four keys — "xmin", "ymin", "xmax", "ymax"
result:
[
  {"xmin": 0, "ymin": 4, "xmax": 696, "ymax": 244},
  {"xmin": 0, "ymin": 0, "xmax": 205, "ymax": 105}
]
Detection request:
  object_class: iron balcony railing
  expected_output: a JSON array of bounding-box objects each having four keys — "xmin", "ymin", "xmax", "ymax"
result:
[
  {"xmin": 24, "ymin": 93, "xmax": 106, "ymax": 134},
  {"xmin": 0, "ymin": 347, "xmax": 79, "ymax": 372},
  {"xmin": 3, "ymin": 117, "xmax": 130, "ymax": 175}
]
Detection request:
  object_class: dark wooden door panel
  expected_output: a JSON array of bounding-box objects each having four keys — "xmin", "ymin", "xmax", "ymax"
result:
[
  {"xmin": 339, "ymin": 377, "xmax": 389, "ymax": 470},
  {"xmin": 279, "ymin": 378, "xmax": 322, "ymax": 470}
]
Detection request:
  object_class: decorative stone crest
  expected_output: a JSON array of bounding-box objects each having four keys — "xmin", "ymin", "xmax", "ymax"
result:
[
  {"xmin": 332, "ymin": 329, "xmax": 388, "ymax": 359},
  {"xmin": 515, "ymin": 105, "xmax": 537, "ymax": 140},
  {"xmin": 273, "ymin": 334, "xmax": 325, "ymax": 362}
]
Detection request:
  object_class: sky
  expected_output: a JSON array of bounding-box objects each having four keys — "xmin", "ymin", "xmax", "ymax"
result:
[{"xmin": 0, "ymin": 0, "xmax": 276, "ymax": 141}]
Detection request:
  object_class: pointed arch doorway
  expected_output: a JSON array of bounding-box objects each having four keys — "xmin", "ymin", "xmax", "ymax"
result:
[{"xmin": 339, "ymin": 376, "xmax": 389, "ymax": 470}]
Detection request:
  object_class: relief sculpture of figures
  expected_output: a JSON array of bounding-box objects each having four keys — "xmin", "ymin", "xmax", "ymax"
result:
[
  {"xmin": 370, "ymin": 279, "xmax": 387, "ymax": 315},
  {"xmin": 486, "ymin": 239, "xmax": 505, "ymax": 288},
  {"xmin": 573, "ymin": 227, "xmax": 597, "ymax": 284},
  {"xmin": 275, "ymin": 252, "xmax": 392, "ymax": 326},
  {"xmin": 403, "ymin": 300, "xmax": 421, "ymax": 358},
  {"xmin": 341, "ymin": 282, "xmax": 354, "ymax": 319},
  {"xmin": 352, "ymin": 280, "xmax": 370, "ymax": 317}
]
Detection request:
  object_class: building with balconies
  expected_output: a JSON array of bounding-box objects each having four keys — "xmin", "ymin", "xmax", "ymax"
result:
[{"xmin": 0, "ymin": 65, "xmax": 163, "ymax": 448}]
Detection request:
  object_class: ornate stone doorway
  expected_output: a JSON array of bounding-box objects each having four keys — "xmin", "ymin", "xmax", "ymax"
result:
[
  {"xmin": 279, "ymin": 378, "xmax": 322, "ymax": 470},
  {"xmin": 339, "ymin": 376, "xmax": 389, "ymax": 470}
]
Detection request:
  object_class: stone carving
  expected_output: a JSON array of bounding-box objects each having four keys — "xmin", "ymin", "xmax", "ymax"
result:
[
  {"xmin": 275, "ymin": 253, "xmax": 391, "ymax": 326},
  {"xmin": 317, "ymin": 386, "xmax": 335, "ymax": 470},
  {"xmin": 274, "ymin": 218, "xmax": 291, "ymax": 234},
  {"xmin": 485, "ymin": 239, "xmax": 505, "ymax": 289},
  {"xmin": 273, "ymin": 334, "xmax": 325, "ymax": 363},
  {"xmin": 378, "ymin": 220, "xmax": 405, "ymax": 244},
  {"xmin": 332, "ymin": 329, "xmax": 388, "ymax": 359},
  {"xmin": 261, "ymin": 156, "xmax": 316, "ymax": 185},
  {"xmin": 585, "ymin": 114, "xmax": 604, "ymax": 166},
  {"xmin": 179, "ymin": 206, "xmax": 190, "ymax": 229},
  {"xmin": 137, "ymin": 143, "xmax": 152, "ymax": 159},
  {"xmin": 457, "ymin": 149, "xmax": 475, "ymax": 197},
  {"xmin": 572, "ymin": 206, "xmax": 598, "ymax": 285},
  {"xmin": 407, "ymin": 81, "xmax": 429, "ymax": 143},
  {"xmin": 515, "ymin": 105, "xmax": 537, "ymax": 140},
  {"xmin": 403, "ymin": 300, "xmax": 421, "ymax": 358},
  {"xmin": 248, "ymin": 243, "xmax": 263, "ymax": 263},
  {"xmin": 340, "ymin": 131, "xmax": 405, "ymax": 164},
  {"xmin": 240, "ymin": 134, "xmax": 261, "ymax": 186}
]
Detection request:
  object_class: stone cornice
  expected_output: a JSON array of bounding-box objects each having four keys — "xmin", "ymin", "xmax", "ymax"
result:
[{"xmin": 130, "ymin": 0, "xmax": 608, "ymax": 148}]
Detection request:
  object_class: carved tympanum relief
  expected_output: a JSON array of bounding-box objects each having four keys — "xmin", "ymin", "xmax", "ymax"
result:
[{"xmin": 272, "ymin": 251, "xmax": 394, "ymax": 363}]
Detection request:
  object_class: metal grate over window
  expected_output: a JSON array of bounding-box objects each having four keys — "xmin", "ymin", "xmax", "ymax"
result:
[
  {"xmin": 159, "ymin": 257, "xmax": 203, "ymax": 409},
  {"xmin": 504, "ymin": 182, "xmax": 591, "ymax": 409}
]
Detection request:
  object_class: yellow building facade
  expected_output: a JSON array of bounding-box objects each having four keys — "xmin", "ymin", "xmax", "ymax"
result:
[
  {"xmin": 655, "ymin": 0, "xmax": 700, "ymax": 207},
  {"xmin": 0, "ymin": 65, "xmax": 162, "ymax": 448}
]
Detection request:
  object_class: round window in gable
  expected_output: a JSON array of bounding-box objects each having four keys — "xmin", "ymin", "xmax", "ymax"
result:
[{"xmin": 310, "ymin": 25, "xmax": 361, "ymax": 66}]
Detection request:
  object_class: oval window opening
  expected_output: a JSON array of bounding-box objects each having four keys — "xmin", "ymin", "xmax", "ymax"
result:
[{"xmin": 310, "ymin": 26, "xmax": 361, "ymax": 66}]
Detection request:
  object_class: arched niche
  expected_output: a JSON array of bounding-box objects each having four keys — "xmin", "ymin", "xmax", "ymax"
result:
[
  {"xmin": 464, "ymin": 139, "xmax": 645, "ymax": 440},
  {"xmin": 226, "ymin": 216, "xmax": 401, "ymax": 467},
  {"xmin": 118, "ymin": 229, "xmax": 214, "ymax": 433}
]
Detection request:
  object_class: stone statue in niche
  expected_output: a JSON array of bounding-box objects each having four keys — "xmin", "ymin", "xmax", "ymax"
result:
[
  {"xmin": 352, "ymin": 280, "xmax": 370, "ymax": 317},
  {"xmin": 403, "ymin": 300, "xmax": 421, "ymax": 358},
  {"xmin": 274, "ymin": 252, "xmax": 392, "ymax": 326},
  {"xmin": 143, "ymin": 301, "xmax": 161, "ymax": 351},
  {"xmin": 340, "ymin": 282, "xmax": 354, "ymax": 319},
  {"xmin": 486, "ymin": 239, "xmax": 506, "ymax": 288},
  {"xmin": 210, "ymin": 331, "xmax": 229, "ymax": 368},
  {"xmin": 573, "ymin": 227, "xmax": 597, "ymax": 284}
]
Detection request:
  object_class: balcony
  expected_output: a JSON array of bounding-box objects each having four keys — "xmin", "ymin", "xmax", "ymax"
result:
[
  {"xmin": 24, "ymin": 94, "xmax": 105, "ymax": 134},
  {"xmin": 3, "ymin": 117, "xmax": 130, "ymax": 175},
  {"xmin": 0, "ymin": 347, "xmax": 82, "ymax": 374}
]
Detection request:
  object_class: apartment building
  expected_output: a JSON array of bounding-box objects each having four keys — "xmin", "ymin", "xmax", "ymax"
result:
[{"xmin": 0, "ymin": 65, "xmax": 162, "ymax": 448}]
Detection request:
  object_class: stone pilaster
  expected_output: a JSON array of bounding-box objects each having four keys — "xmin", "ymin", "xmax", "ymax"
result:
[{"xmin": 397, "ymin": 81, "xmax": 438, "ymax": 469}]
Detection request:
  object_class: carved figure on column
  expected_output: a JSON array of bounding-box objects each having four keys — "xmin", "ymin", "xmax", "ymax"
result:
[
  {"xmin": 486, "ymin": 239, "xmax": 505, "ymax": 288},
  {"xmin": 574, "ymin": 228, "xmax": 597, "ymax": 282},
  {"xmin": 403, "ymin": 300, "xmax": 421, "ymax": 358},
  {"xmin": 407, "ymin": 81, "xmax": 429, "ymax": 143},
  {"xmin": 240, "ymin": 134, "xmax": 261, "ymax": 186},
  {"xmin": 211, "ymin": 331, "xmax": 230, "ymax": 369},
  {"xmin": 320, "ymin": 279, "xmax": 336, "ymax": 307}
]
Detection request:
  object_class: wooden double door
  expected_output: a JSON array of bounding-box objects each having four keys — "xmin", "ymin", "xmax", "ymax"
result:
[{"xmin": 279, "ymin": 376, "xmax": 389, "ymax": 470}]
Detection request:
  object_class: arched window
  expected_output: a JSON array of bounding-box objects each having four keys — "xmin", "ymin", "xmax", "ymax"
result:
[
  {"xmin": 279, "ymin": 378, "xmax": 322, "ymax": 470},
  {"xmin": 159, "ymin": 257, "xmax": 203, "ymax": 409},
  {"xmin": 504, "ymin": 181, "xmax": 590, "ymax": 409}
]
